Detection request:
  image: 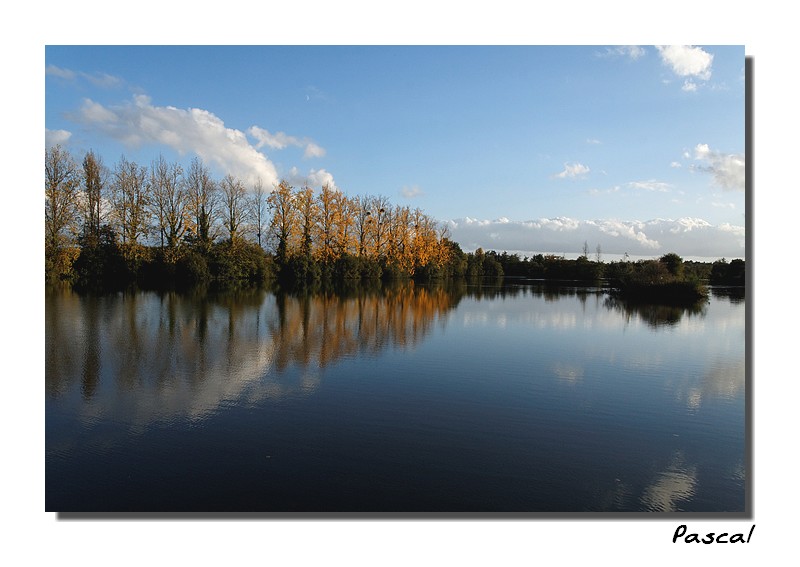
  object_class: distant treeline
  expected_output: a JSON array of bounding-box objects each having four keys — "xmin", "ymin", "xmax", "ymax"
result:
[
  {"xmin": 488, "ymin": 250, "xmax": 745, "ymax": 287},
  {"xmin": 45, "ymin": 145, "xmax": 745, "ymax": 293}
]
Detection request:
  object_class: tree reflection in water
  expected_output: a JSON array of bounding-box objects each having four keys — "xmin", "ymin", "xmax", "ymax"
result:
[
  {"xmin": 45, "ymin": 281, "xmax": 465, "ymax": 426},
  {"xmin": 603, "ymin": 295, "xmax": 708, "ymax": 328},
  {"xmin": 47, "ymin": 281, "xmax": 721, "ymax": 414}
]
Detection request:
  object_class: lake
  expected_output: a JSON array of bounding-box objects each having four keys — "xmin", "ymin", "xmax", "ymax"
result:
[{"xmin": 45, "ymin": 280, "xmax": 746, "ymax": 513}]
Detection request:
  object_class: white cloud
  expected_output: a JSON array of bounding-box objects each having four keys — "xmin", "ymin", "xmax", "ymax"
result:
[
  {"xmin": 667, "ymin": 217, "xmax": 712, "ymax": 233},
  {"xmin": 286, "ymin": 167, "xmax": 338, "ymax": 191},
  {"xmin": 306, "ymin": 169, "xmax": 337, "ymax": 191},
  {"xmin": 445, "ymin": 216, "xmax": 744, "ymax": 259},
  {"xmin": 77, "ymin": 99, "xmax": 119, "ymax": 124},
  {"xmin": 586, "ymin": 138, "xmax": 601, "ymax": 145},
  {"xmin": 45, "ymin": 128, "xmax": 72, "ymax": 148},
  {"xmin": 536, "ymin": 217, "xmax": 581, "ymax": 231},
  {"xmin": 656, "ymin": 45, "xmax": 714, "ymax": 80},
  {"xmin": 693, "ymin": 143, "xmax": 710, "ymax": 159},
  {"xmin": 247, "ymin": 126, "xmax": 326, "ymax": 159},
  {"xmin": 670, "ymin": 161, "xmax": 682, "ymax": 168},
  {"xmin": 69, "ymin": 95, "xmax": 292, "ymax": 188},
  {"xmin": 247, "ymin": 126, "xmax": 294, "ymax": 150},
  {"xmin": 595, "ymin": 219, "xmax": 660, "ymax": 249},
  {"xmin": 692, "ymin": 143, "xmax": 745, "ymax": 191},
  {"xmin": 554, "ymin": 162, "xmax": 590, "ymax": 179}
]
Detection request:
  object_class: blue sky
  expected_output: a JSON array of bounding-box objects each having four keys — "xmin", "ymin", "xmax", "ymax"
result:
[{"xmin": 45, "ymin": 45, "xmax": 745, "ymax": 260}]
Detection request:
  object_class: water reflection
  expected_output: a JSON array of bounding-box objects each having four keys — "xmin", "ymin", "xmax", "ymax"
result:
[
  {"xmin": 639, "ymin": 451, "xmax": 698, "ymax": 512},
  {"xmin": 46, "ymin": 282, "xmax": 462, "ymax": 428},
  {"xmin": 47, "ymin": 282, "xmax": 742, "ymax": 417},
  {"xmin": 675, "ymin": 358, "xmax": 746, "ymax": 411},
  {"xmin": 603, "ymin": 295, "xmax": 708, "ymax": 328},
  {"xmin": 710, "ymin": 286, "xmax": 746, "ymax": 303},
  {"xmin": 46, "ymin": 281, "xmax": 745, "ymax": 512}
]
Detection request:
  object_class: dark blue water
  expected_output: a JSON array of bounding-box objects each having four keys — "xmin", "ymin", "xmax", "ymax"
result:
[{"xmin": 45, "ymin": 282, "xmax": 746, "ymax": 512}]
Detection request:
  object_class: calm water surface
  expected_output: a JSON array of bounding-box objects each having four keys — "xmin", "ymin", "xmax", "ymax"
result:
[{"xmin": 45, "ymin": 281, "xmax": 746, "ymax": 512}]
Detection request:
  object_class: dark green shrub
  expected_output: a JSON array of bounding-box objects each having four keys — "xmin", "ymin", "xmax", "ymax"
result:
[
  {"xmin": 73, "ymin": 225, "xmax": 130, "ymax": 290},
  {"xmin": 176, "ymin": 250, "xmax": 211, "ymax": 286},
  {"xmin": 210, "ymin": 240, "xmax": 273, "ymax": 284}
]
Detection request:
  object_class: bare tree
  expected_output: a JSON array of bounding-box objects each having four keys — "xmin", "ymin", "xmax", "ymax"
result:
[
  {"xmin": 149, "ymin": 155, "xmax": 186, "ymax": 249},
  {"xmin": 250, "ymin": 178, "xmax": 268, "ymax": 249},
  {"xmin": 110, "ymin": 155, "xmax": 150, "ymax": 247},
  {"xmin": 45, "ymin": 145, "xmax": 80, "ymax": 256},
  {"xmin": 80, "ymin": 150, "xmax": 106, "ymax": 246},
  {"xmin": 219, "ymin": 173, "xmax": 247, "ymax": 244},
  {"xmin": 185, "ymin": 157, "xmax": 218, "ymax": 250}
]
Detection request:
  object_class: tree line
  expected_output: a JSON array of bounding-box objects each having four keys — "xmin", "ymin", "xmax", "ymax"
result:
[
  {"xmin": 45, "ymin": 145, "xmax": 746, "ymax": 294},
  {"xmin": 44, "ymin": 146, "xmax": 459, "ymax": 289}
]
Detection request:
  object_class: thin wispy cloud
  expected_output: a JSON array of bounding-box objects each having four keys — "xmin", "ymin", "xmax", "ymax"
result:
[
  {"xmin": 596, "ymin": 46, "xmax": 646, "ymax": 60},
  {"xmin": 46, "ymin": 64, "xmax": 123, "ymax": 88},
  {"xmin": 304, "ymin": 85, "xmax": 329, "ymax": 103},
  {"xmin": 627, "ymin": 180, "xmax": 672, "ymax": 192},
  {"xmin": 588, "ymin": 185, "xmax": 621, "ymax": 196},
  {"xmin": 553, "ymin": 162, "xmax": 590, "ymax": 179},
  {"xmin": 46, "ymin": 64, "xmax": 76, "ymax": 80},
  {"xmin": 400, "ymin": 185, "xmax": 424, "ymax": 199}
]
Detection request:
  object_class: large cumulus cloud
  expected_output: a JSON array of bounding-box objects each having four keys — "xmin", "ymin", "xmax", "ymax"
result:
[{"xmin": 68, "ymin": 94, "xmax": 332, "ymax": 190}]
